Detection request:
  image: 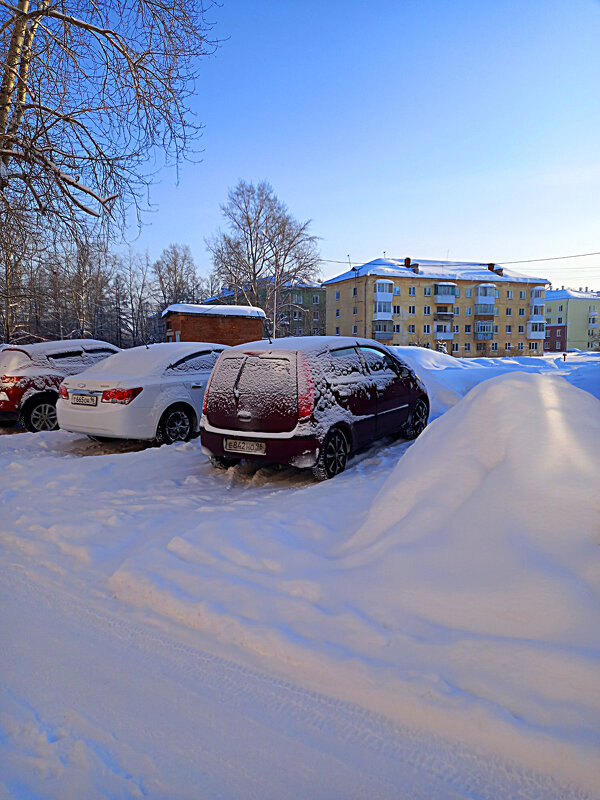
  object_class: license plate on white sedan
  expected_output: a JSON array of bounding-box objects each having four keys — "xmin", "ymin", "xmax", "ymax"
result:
[
  {"xmin": 71, "ymin": 394, "xmax": 97, "ymax": 406},
  {"xmin": 224, "ymin": 438, "xmax": 266, "ymax": 455}
]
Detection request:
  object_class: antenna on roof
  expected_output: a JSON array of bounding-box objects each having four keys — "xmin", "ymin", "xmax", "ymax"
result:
[
  {"xmin": 383, "ymin": 251, "xmax": 386, "ymax": 259},
  {"xmin": 347, "ymin": 254, "xmax": 352, "ymax": 269}
]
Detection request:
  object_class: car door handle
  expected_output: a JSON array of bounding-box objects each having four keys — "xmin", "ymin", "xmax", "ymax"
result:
[{"xmin": 190, "ymin": 383, "xmax": 204, "ymax": 389}]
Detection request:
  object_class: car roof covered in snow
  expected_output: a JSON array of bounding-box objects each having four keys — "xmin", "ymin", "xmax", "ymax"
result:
[
  {"xmin": 161, "ymin": 304, "xmax": 265, "ymax": 318},
  {"xmin": 1, "ymin": 339, "xmax": 118, "ymax": 358},
  {"xmin": 229, "ymin": 336, "xmax": 398, "ymax": 355},
  {"xmin": 76, "ymin": 341, "xmax": 229, "ymax": 378}
]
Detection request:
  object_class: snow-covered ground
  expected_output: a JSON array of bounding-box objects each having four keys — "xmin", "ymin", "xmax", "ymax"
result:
[{"xmin": 1, "ymin": 350, "xmax": 599, "ymax": 799}]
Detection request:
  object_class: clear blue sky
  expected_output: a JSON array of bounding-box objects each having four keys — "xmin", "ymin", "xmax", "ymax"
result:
[{"xmin": 129, "ymin": 0, "xmax": 600, "ymax": 290}]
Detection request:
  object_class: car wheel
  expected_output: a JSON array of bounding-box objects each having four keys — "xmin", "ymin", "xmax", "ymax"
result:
[
  {"xmin": 22, "ymin": 393, "xmax": 59, "ymax": 432},
  {"xmin": 158, "ymin": 405, "xmax": 194, "ymax": 445},
  {"xmin": 312, "ymin": 427, "xmax": 349, "ymax": 481},
  {"xmin": 209, "ymin": 455, "xmax": 241, "ymax": 469},
  {"xmin": 402, "ymin": 398, "xmax": 429, "ymax": 440}
]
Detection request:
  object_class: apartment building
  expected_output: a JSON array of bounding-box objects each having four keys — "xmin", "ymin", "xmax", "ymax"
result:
[
  {"xmin": 544, "ymin": 288, "xmax": 600, "ymax": 352},
  {"xmin": 324, "ymin": 258, "xmax": 549, "ymax": 357}
]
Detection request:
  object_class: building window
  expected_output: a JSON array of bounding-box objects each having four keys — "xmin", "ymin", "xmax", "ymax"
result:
[
  {"xmin": 505, "ymin": 342, "xmax": 511, "ymax": 350},
  {"xmin": 454, "ymin": 287, "xmax": 460, "ymax": 298},
  {"xmin": 298, "ymin": 327, "xmax": 304, "ymax": 336},
  {"xmin": 493, "ymin": 325, "xmax": 499, "ymax": 333},
  {"xmin": 408, "ymin": 305, "xmax": 415, "ymax": 315},
  {"xmin": 466, "ymin": 288, "xmax": 473, "ymax": 298},
  {"xmin": 423, "ymin": 324, "xmax": 431, "ymax": 334},
  {"xmin": 424, "ymin": 287, "xmax": 431, "ymax": 296},
  {"xmin": 518, "ymin": 325, "xmax": 525, "ymax": 334},
  {"xmin": 313, "ymin": 294, "xmax": 320, "ymax": 304},
  {"xmin": 335, "ymin": 327, "xmax": 340, "ymax": 335},
  {"xmin": 519, "ymin": 308, "xmax": 525, "ymax": 316},
  {"xmin": 464, "ymin": 343, "xmax": 471, "ymax": 352},
  {"xmin": 393, "ymin": 286, "xmax": 401, "ymax": 295},
  {"xmin": 453, "ymin": 325, "xmax": 459, "ymax": 333},
  {"xmin": 465, "ymin": 324, "xmax": 471, "ymax": 333},
  {"xmin": 452, "ymin": 343, "xmax": 459, "ymax": 352},
  {"xmin": 312, "ymin": 328, "xmax": 319, "ymax": 336},
  {"xmin": 409, "ymin": 286, "xmax": 416, "ymax": 296},
  {"xmin": 393, "ymin": 324, "xmax": 401, "ymax": 333},
  {"xmin": 424, "ymin": 306, "xmax": 431, "ymax": 315},
  {"xmin": 534, "ymin": 289, "xmax": 543, "ymax": 298},
  {"xmin": 506, "ymin": 325, "xmax": 512, "ymax": 334},
  {"xmin": 335, "ymin": 308, "xmax": 340, "ymax": 317},
  {"xmin": 374, "ymin": 301, "xmax": 392, "ymax": 314},
  {"xmin": 556, "ymin": 343, "xmax": 561, "ymax": 350},
  {"xmin": 557, "ymin": 317, "xmax": 562, "ymax": 324},
  {"xmin": 529, "ymin": 342, "xmax": 538, "ymax": 351},
  {"xmin": 454, "ymin": 306, "xmax": 460, "ymax": 315},
  {"xmin": 558, "ymin": 305, "xmax": 563, "ymax": 311},
  {"xmin": 408, "ymin": 324, "xmax": 416, "ymax": 333},
  {"xmin": 292, "ymin": 293, "xmax": 302, "ymax": 304},
  {"xmin": 519, "ymin": 342, "xmax": 524, "ymax": 350},
  {"xmin": 520, "ymin": 290, "xmax": 526, "ymax": 299},
  {"xmin": 557, "ymin": 329, "xmax": 562, "ymax": 337},
  {"xmin": 466, "ymin": 307, "xmax": 472, "ymax": 316},
  {"xmin": 507, "ymin": 290, "xmax": 513, "ymax": 299},
  {"xmin": 352, "ymin": 325, "xmax": 357, "ymax": 334},
  {"xmin": 353, "ymin": 306, "xmax": 357, "ymax": 316},
  {"xmin": 506, "ymin": 307, "xmax": 512, "ymax": 317},
  {"xmin": 313, "ymin": 310, "xmax": 319, "ymax": 321},
  {"xmin": 335, "ymin": 290, "xmax": 340, "ymax": 301},
  {"xmin": 491, "ymin": 342, "xmax": 498, "ymax": 351},
  {"xmin": 393, "ymin": 305, "xmax": 401, "ymax": 314},
  {"xmin": 352, "ymin": 287, "xmax": 357, "ymax": 297}
]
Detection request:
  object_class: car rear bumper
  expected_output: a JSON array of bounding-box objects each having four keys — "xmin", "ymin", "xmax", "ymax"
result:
[
  {"xmin": 56, "ymin": 398, "xmax": 156, "ymax": 440},
  {"xmin": 0, "ymin": 410, "xmax": 18, "ymax": 423},
  {"xmin": 200, "ymin": 427, "xmax": 321, "ymax": 469}
]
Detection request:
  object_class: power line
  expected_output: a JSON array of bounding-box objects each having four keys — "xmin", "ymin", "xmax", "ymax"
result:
[{"xmin": 497, "ymin": 251, "xmax": 600, "ymax": 265}]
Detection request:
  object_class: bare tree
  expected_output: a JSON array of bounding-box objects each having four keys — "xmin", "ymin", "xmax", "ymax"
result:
[
  {"xmin": 0, "ymin": 0, "xmax": 217, "ymax": 236},
  {"xmin": 152, "ymin": 243, "xmax": 201, "ymax": 307},
  {"xmin": 207, "ymin": 180, "xmax": 320, "ymax": 336}
]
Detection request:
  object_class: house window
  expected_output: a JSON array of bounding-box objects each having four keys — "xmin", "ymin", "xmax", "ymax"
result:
[
  {"xmin": 557, "ymin": 317, "xmax": 562, "ymax": 324},
  {"xmin": 534, "ymin": 289, "xmax": 543, "ymax": 298},
  {"xmin": 518, "ymin": 325, "xmax": 525, "ymax": 334},
  {"xmin": 464, "ymin": 343, "xmax": 471, "ymax": 352},
  {"xmin": 493, "ymin": 325, "xmax": 499, "ymax": 333},
  {"xmin": 335, "ymin": 290, "xmax": 340, "ymax": 301},
  {"xmin": 313, "ymin": 310, "xmax": 319, "ymax": 321},
  {"xmin": 452, "ymin": 343, "xmax": 459, "ymax": 352},
  {"xmin": 393, "ymin": 324, "xmax": 401, "ymax": 333},
  {"xmin": 408, "ymin": 305, "xmax": 415, "ymax": 315},
  {"xmin": 335, "ymin": 308, "xmax": 340, "ymax": 317},
  {"xmin": 529, "ymin": 342, "xmax": 538, "ymax": 351},
  {"xmin": 557, "ymin": 329, "xmax": 562, "ymax": 337},
  {"xmin": 393, "ymin": 305, "xmax": 401, "ymax": 315},
  {"xmin": 476, "ymin": 343, "xmax": 485, "ymax": 351},
  {"xmin": 505, "ymin": 342, "xmax": 511, "ymax": 350},
  {"xmin": 353, "ymin": 306, "xmax": 357, "ymax": 316},
  {"xmin": 409, "ymin": 286, "xmax": 416, "ymax": 296},
  {"xmin": 519, "ymin": 342, "xmax": 524, "ymax": 350},
  {"xmin": 455, "ymin": 287, "xmax": 460, "ymax": 298},
  {"xmin": 506, "ymin": 307, "xmax": 512, "ymax": 317},
  {"xmin": 424, "ymin": 287, "xmax": 431, "ymax": 296},
  {"xmin": 465, "ymin": 307, "xmax": 472, "ymax": 316},
  {"xmin": 507, "ymin": 290, "xmax": 513, "ymax": 299},
  {"xmin": 424, "ymin": 306, "xmax": 431, "ymax": 315},
  {"xmin": 454, "ymin": 306, "xmax": 460, "ymax": 315},
  {"xmin": 453, "ymin": 325, "xmax": 459, "ymax": 333},
  {"xmin": 408, "ymin": 324, "xmax": 415, "ymax": 333},
  {"xmin": 298, "ymin": 327, "xmax": 303, "ymax": 336},
  {"xmin": 423, "ymin": 324, "xmax": 430, "ymax": 334},
  {"xmin": 352, "ymin": 287, "xmax": 357, "ymax": 297},
  {"xmin": 491, "ymin": 342, "xmax": 498, "ymax": 351},
  {"xmin": 335, "ymin": 327, "xmax": 340, "ymax": 335},
  {"xmin": 465, "ymin": 325, "xmax": 471, "ymax": 333},
  {"xmin": 466, "ymin": 288, "xmax": 473, "ymax": 298},
  {"xmin": 520, "ymin": 290, "xmax": 526, "ymax": 299},
  {"xmin": 519, "ymin": 308, "xmax": 525, "ymax": 316},
  {"xmin": 352, "ymin": 325, "xmax": 357, "ymax": 334},
  {"xmin": 558, "ymin": 305, "xmax": 563, "ymax": 311},
  {"xmin": 556, "ymin": 343, "xmax": 561, "ymax": 350},
  {"xmin": 506, "ymin": 325, "xmax": 512, "ymax": 334},
  {"xmin": 393, "ymin": 286, "xmax": 401, "ymax": 295},
  {"xmin": 313, "ymin": 294, "xmax": 320, "ymax": 304}
]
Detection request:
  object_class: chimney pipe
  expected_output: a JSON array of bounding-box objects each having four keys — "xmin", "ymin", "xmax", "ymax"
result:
[{"xmin": 404, "ymin": 257, "xmax": 411, "ymax": 268}]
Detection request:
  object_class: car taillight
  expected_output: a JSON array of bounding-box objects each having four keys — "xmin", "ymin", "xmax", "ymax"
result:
[
  {"xmin": 297, "ymin": 353, "xmax": 314, "ymax": 420},
  {"xmin": 202, "ymin": 372, "xmax": 214, "ymax": 415},
  {"xmin": 58, "ymin": 384, "xmax": 68, "ymax": 399},
  {"xmin": 1, "ymin": 375, "xmax": 19, "ymax": 386},
  {"xmin": 101, "ymin": 387, "xmax": 143, "ymax": 405}
]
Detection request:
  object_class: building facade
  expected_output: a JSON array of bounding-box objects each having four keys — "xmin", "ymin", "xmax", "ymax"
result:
[
  {"xmin": 324, "ymin": 258, "xmax": 549, "ymax": 357},
  {"xmin": 544, "ymin": 288, "xmax": 600, "ymax": 352}
]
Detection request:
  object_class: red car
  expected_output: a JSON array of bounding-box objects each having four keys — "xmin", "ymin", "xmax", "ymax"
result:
[
  {"xmin": 200, "ymin": 337, "xmax": 429, "ymax": 480},
  {"xmin": 0, "ymin": 339, "xmax": 119, "ymax": 432}
]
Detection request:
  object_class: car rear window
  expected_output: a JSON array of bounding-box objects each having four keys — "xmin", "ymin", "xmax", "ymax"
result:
[
  {"xmin": 168, "ymin": 349, "xmax": 223, "ymax": 372},
  {"xmin": 0, "ymin": 349, "xmax": 32, "ymax": 373}
]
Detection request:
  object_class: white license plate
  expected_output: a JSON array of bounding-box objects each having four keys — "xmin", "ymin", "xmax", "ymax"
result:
[
  {"xmin": 224, "ymin": 438, "xmax": 266, "ymax": 455},
  {"xmin": 71, "ymin": 394, "xmax": 98, "ymax": 406}
]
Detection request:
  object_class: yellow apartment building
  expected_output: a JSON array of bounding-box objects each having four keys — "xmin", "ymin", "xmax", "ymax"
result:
[
  {"xmin": 324, "ymin": 258, "xmax": 549, "ymax": 357},
  {"xmin": 544, "ymin": 288, "xmax": 599, "ymax": 352}
]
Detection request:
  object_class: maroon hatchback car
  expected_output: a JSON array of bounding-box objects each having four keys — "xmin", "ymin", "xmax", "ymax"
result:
[{"xmin": 200, "ymin": 337, "xmax": 429, "ymax": 480}]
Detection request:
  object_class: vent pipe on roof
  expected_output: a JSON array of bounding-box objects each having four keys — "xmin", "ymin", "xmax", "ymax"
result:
[
  {"xmin": 586, "ymin": 286, "xmax": 589, "ymax": 292},
  {"xmin": 579, "ymin": 287, "xmax": 583, "ymax": 291},
  {"xmin": 404, "ymin": 257, "xmax": 411, "ymax": 268},
  {"xmin": 561, "ymin": 285, "xmax": 564, "ymax": 290},
  {"xmin": 405, "ymin": 256, "xmax": 419, "ymax": 274},
  {"xmin": 488, "ymin": 263, "xmax": 495, "ymax": 272}
]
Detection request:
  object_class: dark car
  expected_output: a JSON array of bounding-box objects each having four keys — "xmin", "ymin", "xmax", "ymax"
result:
[
  {"xmin": 0, "ymin": 339, "xmax": 120, "ymax": 432},
  {"xmin": 200, "ymin": 337, "xmax": 429, "ymax": 480}
]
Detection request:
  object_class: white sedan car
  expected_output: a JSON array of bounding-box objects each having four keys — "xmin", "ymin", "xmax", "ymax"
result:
[{"xmin": 57, "ymin": 342, "xmax": 228, "ymax": 444}]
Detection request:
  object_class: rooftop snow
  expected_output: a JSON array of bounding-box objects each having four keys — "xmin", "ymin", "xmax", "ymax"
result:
[
  {"xmin": 323, "ymin": 258, "xmax": 548, "ymax": 285},
  {"xmin": 162, "ymin": 303, "xmax": 265, "ymax": 318},
  {"xmin": 546, "ymin": 288, "xmax": 600, "ymax": 301}
]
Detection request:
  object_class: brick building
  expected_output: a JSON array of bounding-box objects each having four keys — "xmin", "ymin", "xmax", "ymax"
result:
[
  {"xmin": 324, "ymin": 257, "xmax": 549, "ymax": 357},
  {"xmin": 162, "ymin": 304, "xmax": 265, "ymax": 346}
]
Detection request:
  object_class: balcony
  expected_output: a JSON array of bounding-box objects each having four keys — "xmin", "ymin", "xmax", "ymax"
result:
[
  {"xmin": 474, "ymin": 304, "xmax": 495, "ymax": 314},
  {"xmin": 434, "ymin": 330, "xmax": 454, "ymax": 340},
  {"xmin": 474, "ymin": 332, "xmax": 493, "ymax": 340},
  {"xmin": 434, "ymin": 294, "xmax": 456, "ymax": 304},
  {"xmin": 434, "ymin": 311, "xmax": 454, "ymax": 321},
  {"xmin": 527, "ymin": 322, "xmax": 546, "ymax": 339},
  {"xmin": 373, "ymin": 330, "xmax": 393, "ymax": 341},
  {"xmin": 434, "ymin": 283, "xmax": 457, "ymax": 304},
  {"xmin": 373, "ymin": 290, "xmax": 393, "ymax": 302},
  {"xmin": 372, "ymin": 310, "xmax": 393, "ymax": 321}
]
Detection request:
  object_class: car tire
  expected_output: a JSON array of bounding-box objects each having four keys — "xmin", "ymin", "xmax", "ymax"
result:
[
  {"xmin": 157, "ymin": 404, "xmax": 194, "ymax": 445},
  {"xmin": 209, "ymin": 455, "xmax": 241, "ymax": 469},
  {"xmin": 312, "ymin": 427, "xmax": 349, "ymax": 481},
  {"xmin": 22, "ymin": 393, "xmax": 59, "ymax": 432},
  {"xmin": 401, "ymin": 398, "xmax": 429, "ymax": 440}
]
